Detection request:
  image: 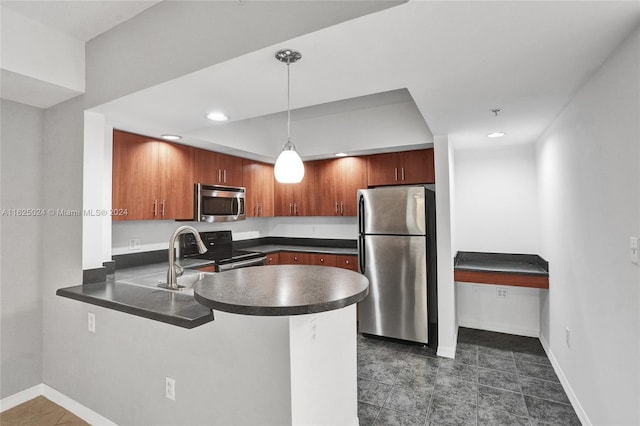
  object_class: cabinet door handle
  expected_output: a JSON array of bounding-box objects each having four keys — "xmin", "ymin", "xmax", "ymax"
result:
[
  {"xmin": 401, "ymin": 167, "xmax": 405, "ymax": 181},
  {"xmin": 223, "ymin": 169, "xmax": 227, "ymax": 183},
  {"xmin": 336, "ymin": 202, "xmax": 339, "ymax": 215},
  {"xmin": 218, "ymin": 169, "xmax": 222, "ymax": 183},
  {"xmin": 161, "ymin": 200, "xmax": 165, "ymax": 217},
  {"xmin": 294, "ymin": 256, "xmax": 299, "ymax": 261},
  {"xmin": 320, "ymin": 258, "xmax": 325, "ymax": 263},
  {"xmin": 394, "ymin": 167, "xmax": 398, "ymax": 181},
  {"xmin": 289, "ymin": 203, "xmax": 293, "ymax": 215},
  {"xmin": 345, "ymin": 260, "xmax": 350, "ymax": 265},
  {"xmin": 258, "ymin": 204, "xmax": 262, "ymax": 216},
  {"xmin": 294, "ymin": 203, "xmax": 298, "ymax": 215},
  {"xmin": 153, "ymin": 200, "xmax": 158, "ymax": 217},
  {"xmin": 340, "ymin": 201, "xmax": 344, "ymax": 215}
]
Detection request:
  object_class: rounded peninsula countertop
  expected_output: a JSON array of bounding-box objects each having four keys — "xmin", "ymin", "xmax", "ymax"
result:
[{"xmin": 192, "ymin": 265, "xmax": 369, "ymax": 316}]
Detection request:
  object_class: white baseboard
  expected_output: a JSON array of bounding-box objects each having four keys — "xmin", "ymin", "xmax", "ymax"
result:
[
  {"xmin": 0, "ymin": 383, "xmax": 116, "ymax": 426},
  {"xmin": 457, "ymin": 318, "xmax": 539, "ymax": 338},
  {"xmin": 539, "ymin": 334, "xmax": 591, "ymax": 426},
  {"xmin": 0, "ymin": 384, "xmax": 44, "ymax": 412}
]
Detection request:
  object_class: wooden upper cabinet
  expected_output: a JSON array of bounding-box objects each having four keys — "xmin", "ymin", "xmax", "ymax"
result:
[
  {"xmin": 367, "ymin": 148, "xmax": 435, "ymax": 186},
  {"xmin": 274, "ymin": 161, "xmax": 316, "ymax": 216},
  {"xmin": 157, "ymin": 142, "xmax": 195, "ymax": 220},
  {"xmin": 193, "ymin": 149, "xmax": 243, "ymax": 187},
  {"xmin": 112, "ymin": 130, "xmax": 194, "ymax": 221},
  {"xmin": 315, "ymin": 157, "xmax": 366, "ymax": 216},
  {"xmin": 243, "ymin": 160, "xmax": 274, "ymax": 217}
]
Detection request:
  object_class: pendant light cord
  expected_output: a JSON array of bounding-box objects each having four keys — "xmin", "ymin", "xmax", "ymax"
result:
[{"xmin": 286, "ymin": 59, "xmax": 291, "ymax": 142}]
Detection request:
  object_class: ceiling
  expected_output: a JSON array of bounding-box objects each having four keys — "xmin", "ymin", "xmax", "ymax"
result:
[
  {"xmin": 4, "ymin": 1, "xmax": 639, "ymax": 160},
  {"xmin": 1, "ymin": 0, "xmax": 160, "ymax": 42}
]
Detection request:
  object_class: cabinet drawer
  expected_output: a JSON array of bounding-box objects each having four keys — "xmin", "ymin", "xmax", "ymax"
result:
[
  {"xmin": 337, "ymin": 255, "xmax": 358, "ymax": 271},
  {"xmin": 309, "ymin": 253, "xmax": 337, "ymax": 267},
  {"xmin": 279, "ymin": 251, "xmax": 310, "ymax": 265},
  {"xmin": 266, "ymin": 253, "xmax": 280, "ymax": 265}
]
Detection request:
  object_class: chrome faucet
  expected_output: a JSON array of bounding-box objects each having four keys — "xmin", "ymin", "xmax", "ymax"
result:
[{"xmin": 162, "ymin": 225, "xmax": 207, "ymax": 290}]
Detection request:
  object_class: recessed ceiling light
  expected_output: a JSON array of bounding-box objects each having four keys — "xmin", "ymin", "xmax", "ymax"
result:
[
  {"xmin": 335, "ymin": 152, "xmax": 348, "ymax": 157},
  {"xmin": 161, "ymin": 134, "xmax": 182, "ymax": 141},
  {"xmin": 206, "ymin": 112, "xmax": 229, "ymax": 122},
  {"xmin": 487, "ymin": 132, "xmax": 505, "ymax": 138}
]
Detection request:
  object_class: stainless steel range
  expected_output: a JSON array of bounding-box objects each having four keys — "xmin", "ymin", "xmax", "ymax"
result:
[{"xmin": 180, "ymin": 230, "xmax": 266, "ymax": 271}]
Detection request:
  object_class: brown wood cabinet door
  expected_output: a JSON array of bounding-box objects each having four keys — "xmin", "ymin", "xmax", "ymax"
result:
[
  {"xmin": 292, "ymin": 161, "xmax": 315, "ymax": 216},
  {"xmin": 274, "ymin": 162, "xmax": 315, "ymax": 216},
  {"xmin": 314, "ymin": 159, "xmax": 341, "ymax": 216},
  {"xmin": 337, "ymin": 255, "xmax": 358, "ymax": 271},
  {"xmin": 366, "ymin": 152, "xmax": 399, "ymax": 186},
  {"xmin": 158, "ymin": 142, "xmax": 194, "ymax": 220},
  {"xmin": 193, "ymin": 149, "xmax": 219, "ymax": 185},
  {"xmin": 112, "ymin": 130, "xmax": 159, "ymax": 221},
  {"xmin": 243, "ymin": 160, "xmax": 274, "ymax": 217},
  {"xmin": 398, "ymin": 149, "xmax": 435, "ymax": 184},
  {"xmin": 198, "ymin": 265, "xmax": 216, "ymax": 273},
  {"xmin": 338, "ymin": 157, "xmax": 367, "ymax": 216},
  {"xmin": 273, "ymin": 180, "xmax": 294, "ymax": 216},
  {"xmin": 279, "ymin": 251, "xmax": 310, "ymax": 265},
  {"xmin": 217, "ymin": 153, "xmax": 244, "ymax": 187},
  {"xmin": 266, "ymin": 253, "xmax": 279, "ymax": 265},
  {"xmin": 309, "ymin": 253, "xmax": 337, "ymax": 267}
]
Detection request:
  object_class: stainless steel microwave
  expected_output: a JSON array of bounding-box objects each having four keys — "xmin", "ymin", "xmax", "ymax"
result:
[{"xmin": 195, "ymin": 183, "xmax": 246, "ymax": 222}]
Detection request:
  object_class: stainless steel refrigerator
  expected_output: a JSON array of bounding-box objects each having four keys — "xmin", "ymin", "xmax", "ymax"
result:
[{"xmin": 357, "ymin": 185, "xmax": 437, "ymax": 345}]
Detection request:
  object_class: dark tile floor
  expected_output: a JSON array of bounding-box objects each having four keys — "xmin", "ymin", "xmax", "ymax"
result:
[{"xmin": 358, "ymin": 327, "xmax": 581, "ymax": 426}]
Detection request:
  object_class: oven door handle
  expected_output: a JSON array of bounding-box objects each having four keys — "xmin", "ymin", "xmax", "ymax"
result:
[{"xmin": 217, "ymin": 256, "xmax": 267, "ymax": 272}]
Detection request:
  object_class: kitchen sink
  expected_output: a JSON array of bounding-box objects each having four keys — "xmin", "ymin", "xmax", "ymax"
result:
[{"xmin": 118, "ymin": 269, "xmax": 207, "ymax": 294}]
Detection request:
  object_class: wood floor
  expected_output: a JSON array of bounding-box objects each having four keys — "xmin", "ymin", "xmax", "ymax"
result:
[{"xmin": 0, "ymin": 396, "xmax": 88, "ymax": 426}]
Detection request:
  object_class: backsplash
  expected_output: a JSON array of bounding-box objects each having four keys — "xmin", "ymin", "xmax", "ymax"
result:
[{"xmin": 112, "ymin": 216, "xmax": 357, "ymax": 255}]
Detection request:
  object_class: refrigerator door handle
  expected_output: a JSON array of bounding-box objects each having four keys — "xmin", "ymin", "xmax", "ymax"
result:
[
  {"xmin": 358, "ymin": 235, "xmax": 366, "ymax": 273},
  {"xmin": 358, "ymin": 194, "xmax": 365, "ymax": 234}
]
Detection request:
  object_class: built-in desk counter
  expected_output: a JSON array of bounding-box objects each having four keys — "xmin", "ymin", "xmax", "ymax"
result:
[{"xmin": 454, "ymin": 251, "xmax": 549, "ymax": 289}]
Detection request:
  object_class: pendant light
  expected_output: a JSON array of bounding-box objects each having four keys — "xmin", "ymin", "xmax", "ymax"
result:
[{"xmin": 274, "ymin": 49, "xmax": 305, "ymax": 184}]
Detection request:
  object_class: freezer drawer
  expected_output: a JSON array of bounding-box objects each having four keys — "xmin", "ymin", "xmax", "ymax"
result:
[{"xmin": 358, "ymin": 234, "xmax": 428, "ymax": 343}]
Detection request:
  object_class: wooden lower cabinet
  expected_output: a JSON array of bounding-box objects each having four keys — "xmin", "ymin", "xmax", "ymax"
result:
[
  {"xmin": 266, "ymin": 253, "xmax": 279, "ymax": 265},
  {"xmin": 268, "ymin": 251, "xmax": 358, "ymax": 271},
  {"xmin": 309, "ymin": 253, "xmax": 337, "ymax": 267},
  {"xmin": 279, "ymin": 251, "xmax": 310, "ymax": 265},
  {"xmin": 197, "ymin": 265, "xmax": 216, "ymax": 273},
  {"xmin": 337, "ymin": 255, "xmax": 358, "ymax": 271}
]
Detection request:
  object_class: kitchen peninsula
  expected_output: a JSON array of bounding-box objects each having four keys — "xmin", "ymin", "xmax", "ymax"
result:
[{"xmin": 57, "ymin": 262, "xmax": 368, "ymax": 424}]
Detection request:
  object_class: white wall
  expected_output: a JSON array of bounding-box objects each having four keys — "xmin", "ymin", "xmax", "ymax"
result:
[
  {"xmin": 453, "ymin": 144, "xmax": 541, "ymax": 336},
  {"xmin": 536, "ymin": 26, "xmax": 639, "ymax": 426},
  {"xmin": 434, "ymin": 134, "xmax": 457, "ymax": 358},
  {"xmin": 0, "ymin": 100, "xmax": 44, "ymax": 398}
]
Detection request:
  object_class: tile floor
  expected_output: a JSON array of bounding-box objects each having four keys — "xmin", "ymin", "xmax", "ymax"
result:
[
  {"xmin": 0, "ymin": 396, "xmax": 88, "ymax": 426},
  {"xmin": 358, "ymin": 327, "xmax": 581, "ymax": 425}
]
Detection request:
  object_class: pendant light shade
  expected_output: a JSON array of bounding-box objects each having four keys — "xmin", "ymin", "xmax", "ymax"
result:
[
  {"xmin": 274, "ymin": 140, "xmax": 304, "ymax": 183},
  {"xmin": 274, "ymin": 49, "xmax": 304, "ymax": 184}
]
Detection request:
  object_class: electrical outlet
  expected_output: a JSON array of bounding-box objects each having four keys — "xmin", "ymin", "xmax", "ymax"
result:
[
  {"xmin": 496, "ymin": 287, "xmax": 508, "ymax": 299},
  {"xmin": 129, "ymin": 239, "xmax": 141, "ymax": 250},
  {"xmin": 565, "ymin": 327, "xmax": 571, "ymax": 348},
  {"xmin": 630, "ymin": 236, "xmax": 639, "ymax": 264},
  {"xmin": 87, "ymin": 312, "xmax": 96, "ymax": 333},
  {"xmin": 165, "ymin": 377, "xmax": 176, "ymax": 400}
]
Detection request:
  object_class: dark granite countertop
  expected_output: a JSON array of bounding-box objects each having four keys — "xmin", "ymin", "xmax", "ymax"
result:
[
  {"xmin": 454, "ymin": 251, "xmax": 549, "ymax": 276},
  {"xmin": 56, "ymin": 275, "xmax": 214, "ymax": 329},
  {"xmin": 193, "ymin": 265, "xmax": 369, "ymax": 316}
]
